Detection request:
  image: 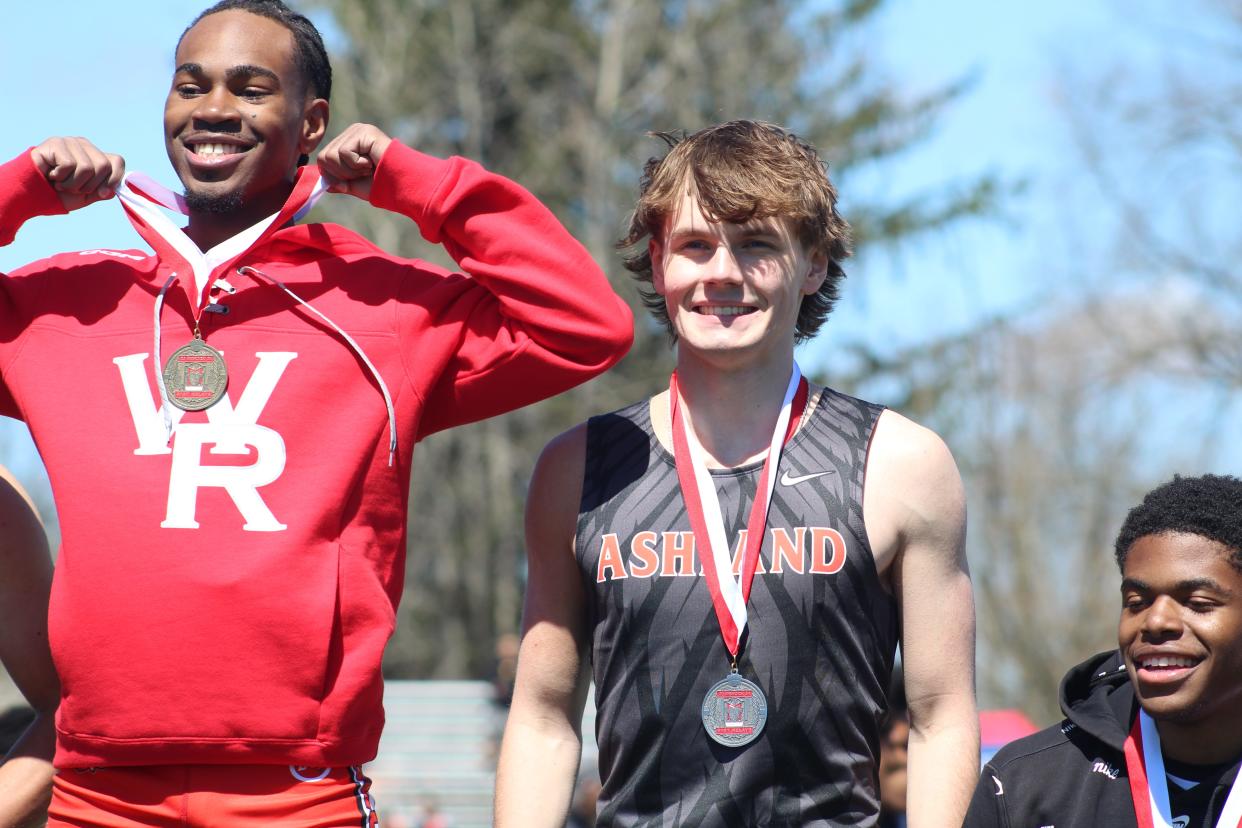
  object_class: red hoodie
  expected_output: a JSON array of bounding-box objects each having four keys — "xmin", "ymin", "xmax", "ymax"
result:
[{"xmin": 0, "ymin": 141, "xmax": 632, "ymax": 768}]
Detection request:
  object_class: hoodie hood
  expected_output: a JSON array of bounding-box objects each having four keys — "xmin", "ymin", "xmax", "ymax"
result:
[
  {"xmin": 1059, "ymin": 649, "xmax": 1136, "ymax": 753},
  {"xmin": 116, "ymin": 168, "xmax": 396, "ymax": 462},
  {"xmin": 117, "ymin": 166, "xmax": 328, "ymax": 305}
]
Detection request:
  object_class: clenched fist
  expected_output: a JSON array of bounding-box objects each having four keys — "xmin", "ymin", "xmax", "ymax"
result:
[
  {"xmin": 316, "ymin": 123, "xmax": 393, "ymax": 201},
  {"xmin": 31, "ymin": 137, "xmax": 126, "ymax": 213}
]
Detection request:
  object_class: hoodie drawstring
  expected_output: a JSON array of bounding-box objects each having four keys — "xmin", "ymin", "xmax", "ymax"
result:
[
  {"xmin": 237, "ymin": 265, "xmax": 398, "ymax": 467},
  {"xmin": 154, "ymin": 272, "xmax": 181, "ymax": 443}
]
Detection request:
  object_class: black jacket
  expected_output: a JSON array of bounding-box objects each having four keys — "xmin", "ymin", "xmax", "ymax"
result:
[{"xmin": 962, "ymin": 650, "xmax": 1241, "ymax": 827}]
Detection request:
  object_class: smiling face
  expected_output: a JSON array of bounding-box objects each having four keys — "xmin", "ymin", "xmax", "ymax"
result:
[
  {"xmin": 651, "ymin": 190, "xmax": 827, "ymax": 372},
  {"xmin": 1119, "ymin": 531, "xmax": 1242, "ymax": 760},
  {"xmin": 164, "ymin": 9, "xmax": 326, "ymax": 224}
]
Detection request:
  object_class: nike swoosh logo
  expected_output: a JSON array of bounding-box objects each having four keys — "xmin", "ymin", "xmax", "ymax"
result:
[{"xmin": 779, "ymin": 470, "xmax": 835, "ymax": 486}]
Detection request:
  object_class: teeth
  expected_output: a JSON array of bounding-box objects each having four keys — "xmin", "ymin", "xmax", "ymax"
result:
[
  {"xmin": 192, "ymin": 143, "xmax": 240, "ymax": 157},
  {"xmin": 1141, "ymin": 655, "xmax": 1198, "ymax": 669},
  {"xmin": 698, "ymin": 306, "xmax": 753, "ymax": 316}
]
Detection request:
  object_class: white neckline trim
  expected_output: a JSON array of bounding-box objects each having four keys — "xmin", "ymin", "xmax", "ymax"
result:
[{"xmin": 116, "ymin": 172, "xmax": 328, "ymax": 305}]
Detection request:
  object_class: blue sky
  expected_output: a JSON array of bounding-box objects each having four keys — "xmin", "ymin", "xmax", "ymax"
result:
[
  {"xmin": 0, "ymin": 0, "xmax": 1126, "ymax": 324},
  {"xmin": 825, "ymin": 0, "xmax": 1122, "ymax": 347},
  {"xmin": 0, "ymin": 0, "xmax": 1236, "ymax": 511}
]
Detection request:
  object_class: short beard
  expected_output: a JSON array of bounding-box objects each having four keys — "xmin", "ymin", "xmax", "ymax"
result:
[{"xmin": 185, "ymin": 189, "xmax": 244, "ymax": 214}]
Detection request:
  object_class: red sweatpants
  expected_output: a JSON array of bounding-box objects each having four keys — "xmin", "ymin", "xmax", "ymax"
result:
[{"xmin": 48, "ymin": 764, "xmax": 379, "ymax": 827}]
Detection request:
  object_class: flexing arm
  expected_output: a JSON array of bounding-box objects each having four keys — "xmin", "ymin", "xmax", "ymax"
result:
[
  {"xmin": 1, "ymin": 137, "xmax": 124, "ymax": 248},
  {"xmin": 0, "ymin": 141, "xmax": 122, "ymax": 819},
  {"xmin": 0, "ymin": 467, "xmax": 57, "ymax": 828},
  {"xmin": 1, "ymin": 139, "xmax": 124, "ymax": 387},
  {"xmin": 494, "ymin": 426, "xmax": 592, "ymax": 827},
  {"xmin": 865, "ymin": 411, "xmax": 978, "ymax": 828},
  {"xmin": 318, "ymin": 125, "xmax": 633, "ymax": 437},
  {"xmin": 1, "ymin": 137, "xmax": 123, "ymax": 248}
]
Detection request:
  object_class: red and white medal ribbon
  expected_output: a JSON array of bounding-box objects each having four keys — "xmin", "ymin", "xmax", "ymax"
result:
[
  {"xmin": 114, "ymin": 166, "xmax": 399, "ymax": 464},
  {"xmin": 114, "ymin": 167, "xmax": 329, "ymax": 436},
  {"xmin": 670, "ymin": 362, "xmax": 808, "ymax": 658},
  {"xmin": 1124, "ymin": 710, "xmax": 1242, "ymax": 828},
  {"xmin": 116, "ymin": 165, "xmax": 328, "ymax": 309}
]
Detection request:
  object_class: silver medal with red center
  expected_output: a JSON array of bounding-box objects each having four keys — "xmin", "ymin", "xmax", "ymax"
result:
[{"xmin": 701, "ymin": 671, "xmax": 768, "ymax": 747}]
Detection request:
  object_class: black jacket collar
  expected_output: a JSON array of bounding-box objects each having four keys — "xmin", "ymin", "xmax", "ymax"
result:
[{"xmin": 1059, "ymin": 649, "xmax": 1135, "ymax": 753}]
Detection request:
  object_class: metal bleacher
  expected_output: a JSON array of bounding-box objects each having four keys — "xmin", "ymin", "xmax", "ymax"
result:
[
  {"xmin": 366, "ymin": 681, "xmax": 503, "ymax": 826},
  {"xmin": 364, "ymin": 680, "xmax": 599, "ymax": 827}
]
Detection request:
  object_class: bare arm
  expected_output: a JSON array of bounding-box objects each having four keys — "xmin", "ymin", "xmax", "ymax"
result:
[
  {"xmin": 494, "ymin": 426, "xmax": 592, "ymax": 827},
  {"xmin": 0, "ymin": 467, "xmax": 57, "ymax": 828},
  {"xmin": 865, "ymin": 411, "xmax": 977, "ymax": 828}
]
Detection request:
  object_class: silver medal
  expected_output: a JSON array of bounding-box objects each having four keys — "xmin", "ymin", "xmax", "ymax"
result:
[{"xmin": 701, "ymin": 671, "xmax": 768, "ymax": 747}]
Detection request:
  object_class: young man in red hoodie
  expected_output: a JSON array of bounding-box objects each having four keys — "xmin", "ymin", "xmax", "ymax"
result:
[
  {"xmin": 0, "ymin": 0, "xmax": 631, "ymax": 823},
  {"xmin": 495, "ymin": 121, "xmax": 977, "ymax": 827}
]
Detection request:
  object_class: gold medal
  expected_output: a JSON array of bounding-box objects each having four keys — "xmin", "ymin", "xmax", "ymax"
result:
[{"xmin": 162, "ymin": 336, "xmax": 228, "ymax": 411}]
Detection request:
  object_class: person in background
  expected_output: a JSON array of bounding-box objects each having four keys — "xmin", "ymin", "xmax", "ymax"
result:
[
  {"xmin": 964, "ymin": 474, "xmax": 1242, "ymax": 827},
  {"xmin": 878, "ymin": 676, "xmax": 910, "ymax": 828}
]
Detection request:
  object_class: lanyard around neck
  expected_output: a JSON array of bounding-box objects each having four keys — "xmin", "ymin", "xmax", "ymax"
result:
[
  {"xmin": 1124, "ymin": 709, "xmax": 1242, "ymax": 828},
  {"xmin": 669, "ymin": 363, "xmax": 808, "ymax": 659}
]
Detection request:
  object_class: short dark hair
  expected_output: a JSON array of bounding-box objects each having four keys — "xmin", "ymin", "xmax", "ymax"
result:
[
  {"xmin": 1114, "ymin": 474, "xmax": 1242, "ymax": 573},
  {"xmin": 618, "ymin": 120, "xmax": 852, "ymax": 344},
  {"xmin": 182, "ymin": 0, "xmax": 332, "ymax": 103}
]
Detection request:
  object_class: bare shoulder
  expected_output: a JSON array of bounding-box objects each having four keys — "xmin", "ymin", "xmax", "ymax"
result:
[
  {"xmin": 863, "ymin": 409, "xmax": 966, "ymax": 576},
  {"xmin": 526, "ymin": 423, "xmax": 588, "ymax": 558},
  {"xmin": 532, "ymin": 422, "xmax": 588, "ymax": 491},
  {"xmin": 868, "ymin": 409, "xmax": 961, "ymax": 492}
]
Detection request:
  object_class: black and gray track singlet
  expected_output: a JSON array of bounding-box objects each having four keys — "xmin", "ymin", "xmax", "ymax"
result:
[{"xmin": 576, "ymin": 387, "xmax": 897, "ymax": 827}]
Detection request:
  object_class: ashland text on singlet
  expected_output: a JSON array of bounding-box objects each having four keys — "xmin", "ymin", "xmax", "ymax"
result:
[{"xmin": 575, "ymin": 387, "xmax": 898, "ymax": 827}]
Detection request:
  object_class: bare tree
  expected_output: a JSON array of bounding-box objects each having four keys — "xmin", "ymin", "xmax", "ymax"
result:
[
  {"xmin": 808, "ymin": 0, "xmax": 1242, "ymax": 724},
  {"xmin": 833, "ymin": 289, "xmax": 1232, "ymax": 723},
  {"xmin": 1060, "ymin": 0, "xmax": 1242, "ymax": 388}
]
